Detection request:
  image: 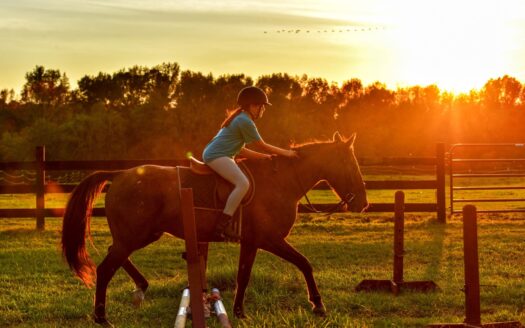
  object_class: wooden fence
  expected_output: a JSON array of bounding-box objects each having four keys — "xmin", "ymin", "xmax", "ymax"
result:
[{"xmin": 0, "ymin": 144, "xmax": 446, "ymax": 230}]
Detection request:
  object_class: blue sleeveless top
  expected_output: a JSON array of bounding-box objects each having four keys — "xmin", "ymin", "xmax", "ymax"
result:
[{"xmin": 202, "ymin": 112, "xmax": 262, "ymax": 163}]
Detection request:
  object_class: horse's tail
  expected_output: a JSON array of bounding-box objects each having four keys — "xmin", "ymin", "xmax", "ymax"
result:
[{"xmin": 61, "ymin": 170, "xmax": 121, "ymax": 287}]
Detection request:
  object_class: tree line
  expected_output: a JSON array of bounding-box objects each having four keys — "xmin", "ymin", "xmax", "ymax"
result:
[{"xmin": 1, "ymin": 63, "xmax": 525, "ymax": 161}]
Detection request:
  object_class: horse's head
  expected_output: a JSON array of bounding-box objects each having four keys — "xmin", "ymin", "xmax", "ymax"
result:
[{"xmin": 310, "ymin": 132, "xmax": 368, "ymax": 212}]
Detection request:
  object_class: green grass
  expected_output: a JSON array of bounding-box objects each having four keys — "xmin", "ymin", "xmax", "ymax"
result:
[
  {"xmin": 1, "ymin": 213, "xmax": 525, "ymax": 327},
  {"xmin": 1, "ymin": 174, "xmax": 525, "ymax": 326}
]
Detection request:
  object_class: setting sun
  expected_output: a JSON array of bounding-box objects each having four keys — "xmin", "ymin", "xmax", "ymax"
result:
[{"xmin": 378, "ymin": 0, "xmax": 522, "ymax": 92}]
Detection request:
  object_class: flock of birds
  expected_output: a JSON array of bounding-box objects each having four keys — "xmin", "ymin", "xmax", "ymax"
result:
[{"xmin": 263, "ymin": 26, "xmax": 387, "ymax": 34}]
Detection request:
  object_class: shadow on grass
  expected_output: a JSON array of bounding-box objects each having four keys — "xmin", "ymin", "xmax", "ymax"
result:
[
  {"xmin": 423, "ymin": 221, "xmax": 446, "ymax": 283},
  {"xmin": 0, "ymin": 228, "xmax": 59, "ymax": 239}
]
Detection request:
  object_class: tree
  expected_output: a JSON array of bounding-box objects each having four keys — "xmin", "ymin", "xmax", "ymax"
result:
[
  {"xmin": 77, "ymin": 72, "xmax": 116, "ymax": 106},
  {"xmin": 481, "ymin": 75, "xmax": 522, "ymax": 109},
  {"xmin": 499, "ymin": 75, "xmax": 521, "ymax": 108},
  {"xmin": 21, "ymin": 66, "xmax": 70, "ymax": 106},
  {"xmin": 363, "ymin": 81, "xmax": 395, "ymax": 109},
  {"xmin": 170, "ymin": 70, "xmax": 216, "ymax": 150},
  {"xmin": 341, "ymin": 78, "xmax": 363, "ymax": 102},
  {"xmin": 0, "ymin": 89, "xmax": 16, "ymax": 106},
  {"xmin": 256, "ymin": 74, "xmax": 303, "ymax": 143},
  {"xmin": 77, "ymin": 63, "xmax": 180, "ymax": 110},
  {"xmin": 146, "ymin": 62, "xmax": 180, "ymax": 110}
]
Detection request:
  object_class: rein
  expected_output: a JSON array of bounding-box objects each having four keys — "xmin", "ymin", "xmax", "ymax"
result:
[
  {"xmin": 290, "ymin": 159, "xmax": 356, "ymax": 216},
  {"xmin": 302, "ymin": 189, "xmax": 355, "ymax": 216}
]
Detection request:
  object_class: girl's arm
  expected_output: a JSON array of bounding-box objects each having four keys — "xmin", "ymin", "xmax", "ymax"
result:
[
  {"xmin": 251, "ymin": 140, "xmax": 298, "ymax": 158},
  {"xmin": 238, "ymin": 147, "xmax": 272, "ymax": 160}
]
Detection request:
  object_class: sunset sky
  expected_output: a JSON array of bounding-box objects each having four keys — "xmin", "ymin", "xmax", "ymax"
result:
[{"xmin": 1, "ymin": 0, "xmax": 525, "ymax": 93}]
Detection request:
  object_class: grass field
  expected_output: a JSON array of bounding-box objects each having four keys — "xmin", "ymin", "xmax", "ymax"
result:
[
  {"xmin": 1, "ymin": 173, "xmax": 525, "ymax": 327},
  {"xmin": 1, "ymin": 211, "xmax": 525, "ymax": 327}
]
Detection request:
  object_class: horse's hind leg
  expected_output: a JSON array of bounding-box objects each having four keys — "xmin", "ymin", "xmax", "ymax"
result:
[
  {"xmin": 121, "ymin": 258, "xmax": 148, "ymax": 307},
  {"xmin": 93, "ymin": 244, "xmax": 130, "ymax": 326},
  {"xmin": 119, "ymin": 232, "xmax": 163, "ymax": 307},
  {"xmin": 261, "ymin": 239, "xmax": 326, "ymax": 316}
]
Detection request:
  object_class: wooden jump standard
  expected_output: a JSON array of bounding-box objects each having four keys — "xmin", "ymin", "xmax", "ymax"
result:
[
  {"xmin": 178, "ymin": 187, "xmax": 207, "ymax": 328},
  {"xmin": 176, "ymin": 187, "xmax": 233, "ymax": 328},
  {"xmin": 355, "ymin": 190, "xmax": 438, "ymax": 294}
]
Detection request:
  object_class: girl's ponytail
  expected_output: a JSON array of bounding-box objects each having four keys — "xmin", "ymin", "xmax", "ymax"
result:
[{"xmin": 220, "ymin": 107, "xmax": 244, "ymax": 128}]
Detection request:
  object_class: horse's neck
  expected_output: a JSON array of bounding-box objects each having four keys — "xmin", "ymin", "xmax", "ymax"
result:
[
  {"xmin": 281, "ymin": 156, "xmax": 324, "ymax": 200},
  {"xmin": 244, "ymin": 156, "xmax": 324, "ymax": 201}
]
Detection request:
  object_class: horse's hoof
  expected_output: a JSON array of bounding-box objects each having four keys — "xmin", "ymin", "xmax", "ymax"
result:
[
  {"xmin": 132, "ymin": 288, "xmax": 145, "ymax": 308},
  {"xmin": 93, "ymin": 315, "xmax": 114, "ymax": 327},
  {"xmin": 313, "ymin": 305, "xmax": 327, "ymax": 317},
  {"xmin": 234, "ymin": 307, "xmax": 246, "ymax": 319}
]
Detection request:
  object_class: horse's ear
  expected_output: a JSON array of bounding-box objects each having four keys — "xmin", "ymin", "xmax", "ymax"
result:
[
  {"xmin": 332, "ymin": 131, "xmax": 344, "ymax": 143},
  {"xmin": 346, "ymin": 133, "xmax": 356, "ymax": 147}
]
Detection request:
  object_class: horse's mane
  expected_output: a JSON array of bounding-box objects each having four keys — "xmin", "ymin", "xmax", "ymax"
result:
[
  {"xmin": 290, "ymin": 137, "xmax": 344, "ymax": 152},
  {"xmin": 290, "ymin": 139, "xmax": 331, "ymax": 150}
]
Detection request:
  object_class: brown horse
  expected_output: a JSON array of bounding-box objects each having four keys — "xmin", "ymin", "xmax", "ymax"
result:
[{"xmin": 61, "ymin": 132, "xmax": 368, "ymax": 326}]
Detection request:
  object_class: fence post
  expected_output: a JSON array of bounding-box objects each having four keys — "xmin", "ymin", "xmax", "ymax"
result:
[
  {"xmin": 436, "ymin": 143, "xmax": 446, "ymax": 223},
  {"xmin": 393, "ymin": 191, "xmax": 404, "ymax": 286},
  {"xmin": 462, "ymin": 205, "xmax": 481, "ymax": 326},
  {"xmin": 35, "ymin": 146, "xmax": 45, "ymax": 230}
]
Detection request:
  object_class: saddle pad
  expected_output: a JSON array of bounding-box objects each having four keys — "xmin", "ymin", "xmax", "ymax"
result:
[
  {"xmin": 177, "ymin": 166, "xmax": 222, "ymax": 209},
  {"xmin": 177, "ymin": 165, "xmax": 254, "ymax": 242},
  {"xmin": 177, "ymin": 164, "xmax": 254, "ymax": 209}
]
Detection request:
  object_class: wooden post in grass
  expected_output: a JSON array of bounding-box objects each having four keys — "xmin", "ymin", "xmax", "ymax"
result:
[
  {"xmin": 392, "ymin": 190, "xmax": 405, "ymax": 289},
  {"xmin": 436, "ymin": 142, "xmax": 446, "ymax": 223},
  {"xmin": 463, "ymin": 205, "xmax": 481, "ymax": 326},
  {"xmin": 427, "ymin": 205, "xmax": 524, "ymax": 327},
  {"xmin": 35, "ymin": 146, "xmax": 45, "ymax": 230}
]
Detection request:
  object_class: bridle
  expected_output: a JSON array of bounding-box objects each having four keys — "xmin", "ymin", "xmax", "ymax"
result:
[
  {"xmin": 290, "ymin": 152, "xmax": 357, "ymax": 216},
  {"xmin": 302, "ymin": 188, "xmax": 356, "ymax": 216}
]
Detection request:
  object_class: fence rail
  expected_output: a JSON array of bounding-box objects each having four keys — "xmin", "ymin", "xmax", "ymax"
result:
[
  {"xmin": 0, "ymin": 144, "xmax": 447, "ymax": 229},
  {"xmin": 448, "ymin": 143, "xmax": 525, "ymax": 214}
]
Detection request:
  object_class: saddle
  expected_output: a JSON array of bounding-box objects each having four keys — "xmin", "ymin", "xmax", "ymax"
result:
[{"xmin": 177, "ymin": 157, "xmax": 255, "ymax": 240}]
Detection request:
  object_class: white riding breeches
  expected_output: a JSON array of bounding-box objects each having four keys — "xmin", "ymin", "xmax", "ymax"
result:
[{"xmin": 206, "ymin": 157, "xmax": 250, "ymax": 216}]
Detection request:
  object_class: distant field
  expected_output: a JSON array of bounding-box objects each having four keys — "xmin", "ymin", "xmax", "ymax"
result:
[
  {"xmin": 1, "ymin": 213, "xmax": 525, "ymax": 327},
  {"xmin": 2, "ymin": 173, "xmax": 524, "ymax": 212}
]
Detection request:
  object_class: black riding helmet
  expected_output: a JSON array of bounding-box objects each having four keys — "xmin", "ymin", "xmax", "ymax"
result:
[{"xmin": 237, "ymin": 86, "xmax": 272, "ymax": 107}]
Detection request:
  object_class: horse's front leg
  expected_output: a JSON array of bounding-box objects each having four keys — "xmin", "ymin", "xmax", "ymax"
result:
[
  {"xmin": 233, "ymin": 242, "xmax": 258, "ymax": 318},
  {"xmin": 261, "ymin": 239, "xmax": 326, "ymax": 316}
]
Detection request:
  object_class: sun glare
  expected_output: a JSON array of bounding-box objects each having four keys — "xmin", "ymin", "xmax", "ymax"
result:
[{"xmin": 383, "ymin": 1, "xmax": 521, "ymax": 93}]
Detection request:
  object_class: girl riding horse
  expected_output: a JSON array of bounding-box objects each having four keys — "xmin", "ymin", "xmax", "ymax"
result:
[{"xmin": 203, "ymin": 86, "xmax": 298, "ymax": 240}]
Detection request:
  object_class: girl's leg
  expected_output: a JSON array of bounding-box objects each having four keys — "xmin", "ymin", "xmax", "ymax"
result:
[{"xmin": 207, "ymin": 157, "xmax": 250, "ymax": 215}]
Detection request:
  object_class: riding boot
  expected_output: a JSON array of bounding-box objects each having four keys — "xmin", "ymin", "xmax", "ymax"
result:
[{"xmin": 214, "ymin": 213, "xmax": 240, "ymax": 241}]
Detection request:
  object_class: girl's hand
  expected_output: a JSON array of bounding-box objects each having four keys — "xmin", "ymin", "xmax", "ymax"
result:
[{"xmin": 285, "ymin": 150, "xmax": 299, "ymax": 158}]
